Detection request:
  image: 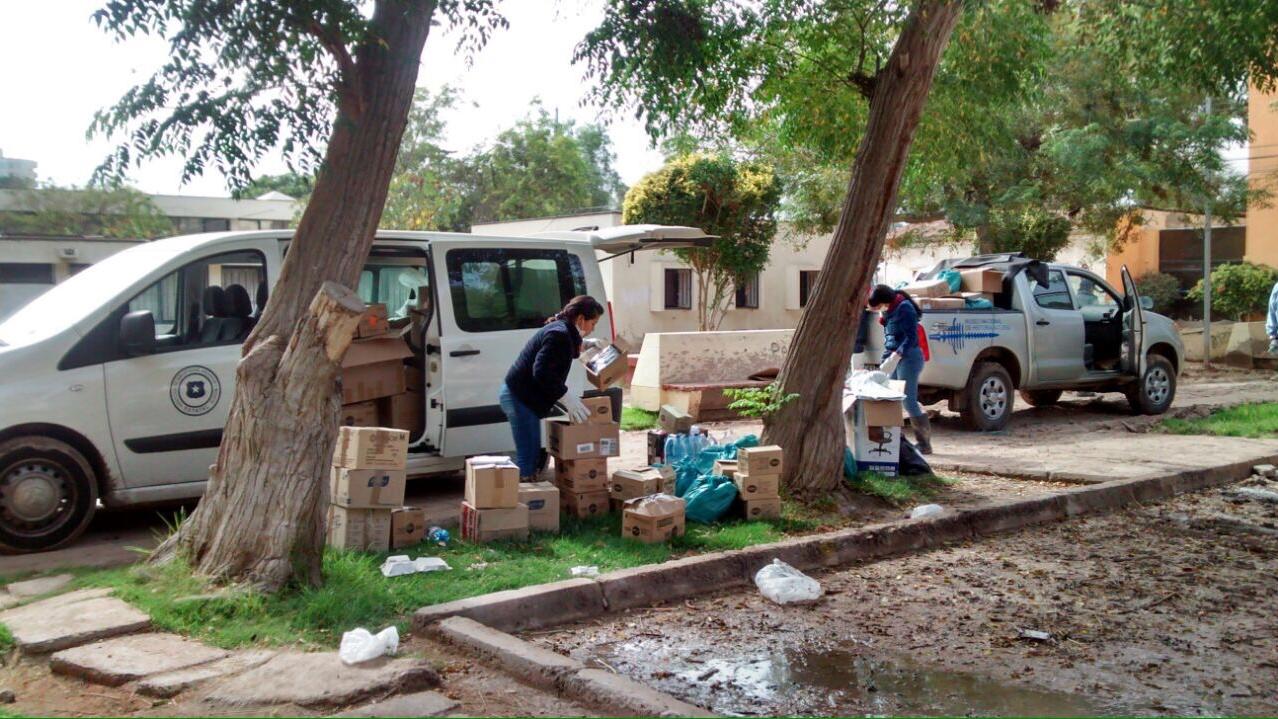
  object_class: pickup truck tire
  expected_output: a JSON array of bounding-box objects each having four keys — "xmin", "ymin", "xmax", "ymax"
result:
[
  {"xmin": 0, "ymin": 436, "xmax": 98, "ymax": 553},
  {"xmin": 961, "ymin": 362, "xmax": 1015, "ymax": 431},
  {"xmin": 1019, "ymin": 389, "xmax": 1063, "ymax": 407},
  {"xmin": 1126, "ymin": 354, "xmax": 1176, "ymax": 415}
]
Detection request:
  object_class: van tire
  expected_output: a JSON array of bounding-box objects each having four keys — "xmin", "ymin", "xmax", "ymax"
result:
[
  {"xmin": 1019, "ymin": 389, "xmax": 1063, "ymax": 407},
  {"xmin": 0, "ymin": 436, "xmax": 99, "ymax": 553},
  {"xmin": 961, "ymin": 362, "xmax": 1015, "ymax": 431},
  {"xmin": 1126, "ymin": 354, "xmax": 1176, "ymax": 415}
]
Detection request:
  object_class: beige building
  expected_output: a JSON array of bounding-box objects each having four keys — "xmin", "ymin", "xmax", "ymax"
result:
[{"xmin": 1248, "ymin": 85, "xmax": 1278, "ymax": 267}]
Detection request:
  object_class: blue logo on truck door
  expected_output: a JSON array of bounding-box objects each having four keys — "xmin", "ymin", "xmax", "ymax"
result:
[
  {"xmin": 929, "ymin": 318, "xmax": 1009, "ymax": 355},
  {"xmin": 170, "ymin": 366, "xmax": 222, "ymax": 416}
]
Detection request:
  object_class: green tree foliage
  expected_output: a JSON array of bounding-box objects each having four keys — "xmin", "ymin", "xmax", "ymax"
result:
[
  {"xmin": 1187, "ymin": 262, "xmax": 1278, "ymax": 321},
  {"xmin": 622, "ymin": 153, "xmax": 781, "ymax": 330},
  {"xmin": 0, "ymin": 184, "xmax": 174, "ymax": 239},
  {"xmin": 232, "ymin": 172, "xmax": 315, "ymax": 200},
  {"xmin": 1133, "ymin": 272, "xmax": 1182, "ymax": 316}
]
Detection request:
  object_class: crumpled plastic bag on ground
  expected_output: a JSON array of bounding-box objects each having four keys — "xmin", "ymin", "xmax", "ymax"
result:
[
  {"xmin": 339, "ymin": 626, "xmax": 399, "ymax": 665},
  {"xmin": 753, "ymin": 559, "xmax": 823, "ymax": 605},
  {"xmin": 683, "ymin": 474, "xmax": 739, "ymax": 523},
  {"xmin": 570, "ymin": 565, "xmax": 599, "ymax": 577},
  {"xmin": 843, "ymin": 369, "xmax": 906, "ymax": 413},
  {"xmin": 910, "ymin": 503, "xmax": 944, "ymax": 519},
  {"xmin": 380, "ymin": 555, "xmax": 451, "ymax": 577}
]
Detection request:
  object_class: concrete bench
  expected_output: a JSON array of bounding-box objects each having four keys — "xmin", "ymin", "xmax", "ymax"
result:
[{"xmin": 630, "ymin": 329, "xmax": 792, "ymax": 417}]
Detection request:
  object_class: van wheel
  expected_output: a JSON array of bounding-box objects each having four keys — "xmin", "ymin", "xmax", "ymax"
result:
[
  {"xmin": 0, "ymin": 437, "xmax": 98, "ymax": 553},
  {"xmin": 1019, "ymin": 389, "xmax": 1063, "ymax": 407},
  {"xmin": 961, "ymin": 362, "xmax": 1015, "ymax": 431},
  {"xmin": 1126, "ymin": 355, "xmax": 1176, "ymax": 415}
]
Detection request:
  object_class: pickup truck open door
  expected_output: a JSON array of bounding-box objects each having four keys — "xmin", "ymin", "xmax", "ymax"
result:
[{"xmin": 1120, "ymin": 265, "xmax": 1146, "ymax": 378}]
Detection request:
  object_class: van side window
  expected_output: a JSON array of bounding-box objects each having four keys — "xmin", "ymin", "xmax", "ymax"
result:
[
  {"xmin": 357, "ymin": 264, "xmax": 429, "ymax": 320},
  {"xmin": 1032, "ymin": 269, "xmax": 1074, "ymax": 311},
  {"xmin": 445, "ymin": 248, "xmax": 586, "ymax": 332},
  {"xmin": 124, "ymin": 250, "xmax": 266, "ymax": 349}
]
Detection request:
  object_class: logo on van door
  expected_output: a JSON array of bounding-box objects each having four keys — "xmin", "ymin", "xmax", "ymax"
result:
[{"xmin": 170, "ymin": 366, "xmax": 222, "ymax": 416}]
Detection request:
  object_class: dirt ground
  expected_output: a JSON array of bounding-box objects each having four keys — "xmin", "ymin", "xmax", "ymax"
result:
[{"xmin": 533, "ymin": 478, "xmax": 1278, "ymax": 717}]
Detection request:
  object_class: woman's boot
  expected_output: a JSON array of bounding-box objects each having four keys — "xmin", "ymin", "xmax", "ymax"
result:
[{"xmin": 913, "ymin": 414, "xmax": 933, "ymax": 455}]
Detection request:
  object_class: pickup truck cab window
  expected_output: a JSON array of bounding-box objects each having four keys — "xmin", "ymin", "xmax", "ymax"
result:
[{"xmin": 1032, "ymin": 269, "xmax": 1074, "ymax": 310}]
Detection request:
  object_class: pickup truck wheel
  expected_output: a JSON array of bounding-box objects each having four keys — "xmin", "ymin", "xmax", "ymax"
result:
[
  {"xmin": 961, "ymin": 362, "xmax": 1015, "ymax": 431},
  {"xmin": 1019, "ymin": 389, "xmax": 1063, "ymax": 407},
  {"xmin": 0, "ymin": 437, "xmax": 98, "ymax": 553},
  {"xmin": 1126, "ymin": 355, "xmax": 1176, "ymax": 416}
]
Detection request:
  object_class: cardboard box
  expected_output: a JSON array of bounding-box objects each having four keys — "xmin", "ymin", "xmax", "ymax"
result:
[
  {"xmin": 852, "ymin": 421, "xmax": 901, "ymax": 477},
  {"xmin": 734, "ymin": 472, "xmax": 780, "ymax": 500},
  {"xmin": 340, "ymin": 400, "xmax": 380, "ymax": 427},
  {"xmin": 960, "ymin": 268, "xmax": 1003, "ymax": 294},
  {"xmin": 714, "ymin": 459, "xmax": 738, "ymax": 479},
  {"xmin": 622, "ymin": 494, "xmax": 686, "ymax": 544},
  {"xmin": 330, "ymin": 466, "xmax": 407, "ymax": 508},
  {"xmin": 333, "ymin": 426, "xmax": 409, "ymax": 470},
  {"xmin": 858, "ymin": 398, "xmax": 904, "ymax": 427},
  {"xmin": 919, "ymin": 297, "xmax": 965, "ymax": 311},
  {"xmin": 737, "ymin": 445, "xmax": 784, "ymax": 477},
  {"xmin": 519, "ymin": 482, "xmax": 560, "ymax": 533},
  {"xmin": 460, "ymin": 501, "xmax": 530, "ymax": 543},
  {"xmin": 561, "ymin": 489, "xmax": 610, "ymax": 518},
  {"xmin": 903, "ymin": 278, "xmax": 950, "ymax": 298},
  {"xmin": 553, "ymin": 457, "xmax": 609, "ymax": 492},
  {"xmin": 583, "ymin": 344, "xmax": 628, "ymax": 390},
  {"xmin": 647, "ymin": 430, "xmax": 668, "ymax": 465},
  {"xmin": 465, "ymin": 456, "xmax": 520, "ymax": 509},
  {"xmin": 341, "ymin": 337, "xmax": 412, "ymax": 404},
  {"xmin": 652, "ymin": 464, "xmax": 676, "ymax": 494},
  {"xmin": 658, "ymin": 405, "xmax": 693, "ymax": 434},
  {"xmin": 326, "ymin": 505, "xmax": 392, "ymax": 552},
  {"xmin": 404, "ymin": 364, "xmax": 423, "ymax": 392},
  {"xmin": 580, "ymin": 396, "xmax": 613, "ymax": 425},
  {"xmin": 609, "ymin": 467, "xmax": 664, "ymax": 501},
  {"xmin": 380, "ymin": 392, "xmax": 422, "ymax": 434},
  {"xmin": 391, "ymin": 506, "xmax": 426, "ymax": 549},
  {"xmin": 742, "ymin": 497, "xmax": 782, "ymax": 520},
  {"xmin": 547, "ymin": 419, "xmax": 620, "ymax": 460},
  {"xmin": 356, "ymin": 303, "xmax": 389, "ymax": 338}
]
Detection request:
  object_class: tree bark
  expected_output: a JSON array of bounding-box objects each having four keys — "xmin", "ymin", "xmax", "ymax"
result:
[
  {"xmin": 762, "ymin": 0, "xmax": 963, "ymax": 497},
  {"xmin": 151, "ymin": 0, "xmax": 438, "ymax": 590}
]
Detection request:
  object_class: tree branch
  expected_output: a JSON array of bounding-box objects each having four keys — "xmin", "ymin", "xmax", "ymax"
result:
[{"xmin": 308, "ymin": 21, "xmax": 364, "ymax": 119}]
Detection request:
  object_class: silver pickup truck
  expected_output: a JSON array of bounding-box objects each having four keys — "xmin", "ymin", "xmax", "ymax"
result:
[{"xmin": 899, "ymin": 255, "xmax": 1184, "ymax": 431}]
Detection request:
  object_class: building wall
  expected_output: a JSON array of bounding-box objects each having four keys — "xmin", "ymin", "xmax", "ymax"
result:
[
  {"xmin": 0, "ymin": 237, "xmax": 143, "ymax": 320},
  {"xmin": 1248, "ymin": 85, "xmax": 1278, "ymax": 269}
]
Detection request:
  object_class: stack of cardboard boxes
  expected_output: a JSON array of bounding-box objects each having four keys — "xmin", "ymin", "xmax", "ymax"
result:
[
  {"xmin": 903, "ymin": 268, "xmax": 1002, "ymax": 310},
  {"xmin": 715, "ymin": 445, "xmax": 784, "ymax": 519},
  {"xmin": 461, "ymin": 456, "xmax": 529, "ymax": 542},
  {"xmin": 328, "ymin": 426, "xmax": 409, "ymax": 552},
  {"xmin": 550, "ymin": 396, "xmax": 620, "ymax": 518},
  {"xmin": 339, "ymin": 303, "xmax": 422, "ymax": 435},
  {"xmin": 608, "ymin": 465, "xmax": 675, "ymax": 512}
]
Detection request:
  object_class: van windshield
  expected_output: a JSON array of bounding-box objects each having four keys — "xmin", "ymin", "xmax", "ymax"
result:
[{"xmin": 0, "ymin": 241, "xmax": 187, "ymax": 346}]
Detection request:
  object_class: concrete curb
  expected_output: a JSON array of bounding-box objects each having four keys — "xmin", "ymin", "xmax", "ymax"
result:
[
  {"xmin": 928, "ymin": 461, "xmax": 1108, "ymax": 484},
  {"xmin": 432, "ymin": 616, "xmax": 714, "ymax": 717},
  {"xmin": 412, "ymin": 451, "xmax": 1274, "ymax": 635}
]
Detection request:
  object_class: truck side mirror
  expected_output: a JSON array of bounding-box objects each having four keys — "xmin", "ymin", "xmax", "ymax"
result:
[
  {"xmin": 1139, "ymin": 296, "xmax": 1154, "ymax": 311},
  {"xmin": 120, "ymin": 310, "xmax": 156, "ymax": 356}
]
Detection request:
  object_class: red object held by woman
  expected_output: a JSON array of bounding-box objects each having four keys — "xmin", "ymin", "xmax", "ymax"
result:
[{"xmin": 917, "ymin": 325, "xmax": 931, "ymax": 362}]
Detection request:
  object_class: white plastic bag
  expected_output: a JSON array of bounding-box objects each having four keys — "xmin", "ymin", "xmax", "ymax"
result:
[
  {"xmin": 570, "ymin": 565, "xmax": 600, "ymax": 577},
  {"xmin": 381, "ymin": 555, "xmax": 451, "ymax": 577},
  {"xmin": 910, "ymin": 503, "xmax": 944, "ymax": 519},
  {"xmin": 339, "ymin": 626, "xmax": 399, "ymax": 665},
  {"xmin": 753, "ymin": 559, "xmax": 823, "ymax": 605}
]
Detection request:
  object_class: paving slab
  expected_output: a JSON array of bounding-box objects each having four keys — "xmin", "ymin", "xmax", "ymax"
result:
[
  {"xmin": 5, "ymin": 573, "xmax": 73, "ymax": 598},
  {"xmin": 435, "ymin": 616, "xmax": 583, "ymax": 686},
  {"xmin": 332, "ymin": 690, "xmax": 460, "ymax": 717},
  {"xmin": 204, "ymin": 652, "xmax": 441, "ymax": 709},
  {"xmin": 0, "ymin": 593, "xmax": 16, "ymax": 611},
  {"xmin": 136, "ymin": 649, "xmax": 276, "ymax": 697},
  {"xmin": 0, "ymin": 589, "xmax": 149, "ymax": 653},
  {"xmin": 49, "ymin": 633, "xmax": 229, "ymax": 687},
  {"xmin": 563, "ymin": 668, "xmax": 715, "ymax": 717}
]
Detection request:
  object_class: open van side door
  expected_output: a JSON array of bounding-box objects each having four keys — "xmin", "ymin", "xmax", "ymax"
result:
[{"xmin": 1120, "ymin": 264, "xmax": 1146, "ymax": 378}]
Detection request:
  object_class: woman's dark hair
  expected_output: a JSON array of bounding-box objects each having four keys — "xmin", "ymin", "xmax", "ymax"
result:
[
  {"xmin": 868, "ymin": 284, "xmax": 922, "ymax": 314},
  {"xmin": 548, "ymin": 295, "xmax": 605, "ymax": 325}
]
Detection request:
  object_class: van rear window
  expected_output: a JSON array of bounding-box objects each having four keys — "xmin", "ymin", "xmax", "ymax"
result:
[{"xmin": 445, "ymin": 248, "xmax": 586, "ymax": 332}]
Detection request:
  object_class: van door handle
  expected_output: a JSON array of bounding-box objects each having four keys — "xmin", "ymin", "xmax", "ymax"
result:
[
  {"xmin": 1036, "ymin": 320, "xmax": 1051, "ymax": 326},
  {"xmin": 449, "ymin": 349, "xmax": 481, "ymax": 357}
]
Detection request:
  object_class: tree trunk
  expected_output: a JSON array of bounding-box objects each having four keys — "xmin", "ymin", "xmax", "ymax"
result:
[
  {"xmin": 762, "ymin": 0, "xmax": 963, "ymax": 497},
  {"xmin": 151, "ymin": 0, "xmax": 438, "ymax": 591}
]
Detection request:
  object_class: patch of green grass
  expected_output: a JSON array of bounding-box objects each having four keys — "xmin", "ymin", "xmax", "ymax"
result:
[
  {"xmin": 849, "ymin": 472, "xmax": 955, "ymax": 508},
  {"xmin": 1161, "ymin": 402, "xmax": 1278, "ymax": 438},
  {"xmin": 620, "ymin": 406, "xmax": 659, "ymax": 431},
  {"xmin": 0, "ymin": 622, "xmax": 13, "ymax": 653}
]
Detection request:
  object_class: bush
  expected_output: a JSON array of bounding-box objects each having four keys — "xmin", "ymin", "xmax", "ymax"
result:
[
  {"xmin": 1186, "ymin": 262, "xmax": 1278, "ymax": 320},
  {"xmin": 1134, "ymin": 272, "xmax": 1181, "ymax": 315}
]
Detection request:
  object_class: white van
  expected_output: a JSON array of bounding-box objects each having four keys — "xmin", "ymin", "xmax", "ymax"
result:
[{"xmin": 0, "ymin": 226, "xmax": 709, "ymax": 552}]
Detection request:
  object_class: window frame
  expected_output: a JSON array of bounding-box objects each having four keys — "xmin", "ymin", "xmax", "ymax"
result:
[
  {"xmin": 1032, "ymin": 268, "xmax": 1075, "ymax": 311},
  {"xmin": 663, "ymin": 267, "xmax": 693, "ymax": 310},
  {"xmin": 444, "ymin": 247, "xmax": 587, "ymax": 333},
  {"xmin": 799, "ymin": 270, "xmax": 819, "ymax": 308},
  {"xmin": 734, "ymin": 272, "xmax": 760, "ymax": 309},
  {"xmin": 0, "ymin": 262, "xmax": 55, "ymax": 285}
]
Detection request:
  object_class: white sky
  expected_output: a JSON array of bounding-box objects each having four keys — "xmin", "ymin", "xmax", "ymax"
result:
[{"xmin": 0, "ymin": 0, "xmax": 665, "ymax": 197}]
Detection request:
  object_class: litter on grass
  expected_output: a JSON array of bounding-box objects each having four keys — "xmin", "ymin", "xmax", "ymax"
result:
[
  {"xmin": 339, "ymin": 626, "xmax": 399, "ymax": 665},
  {"xmin": 570, "ymin": 565, "xmax": 600, "ymax": 577},
  {"xmin": 910, "ymin": 503, "xmax": 944, "ymax": 519},
  {"xmin": 754, "ymin": 558, "xmax": 823, "ymax": 605},
  {"xmin": 380, "ymin": 555, "xmax": 451, "ymax": 577}
]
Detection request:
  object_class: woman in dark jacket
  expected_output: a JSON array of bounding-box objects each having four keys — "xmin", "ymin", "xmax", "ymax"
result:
[
  {"xmin": 500, "ymin": 295, "xmax": 606, "ymax": 479},
  {"xmin": 867, "ymin": 284, "xmax": 931, "ymax": 454}
]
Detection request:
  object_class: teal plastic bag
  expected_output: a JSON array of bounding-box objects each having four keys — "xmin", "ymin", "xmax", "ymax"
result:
[
  {"xmin": 965, "ymin": 296, "xmax": 993, "ymax": 309},
  {"xmin": 683, "ymin": 474, "xmax": 739, "ymax": 523},
  {"xmin": 843, "ymin": 447, "xmax": 857, "ymax": 479},
  {"xmin": 938, "ymin": 269, "xmax": 962, "ymax": 293}
]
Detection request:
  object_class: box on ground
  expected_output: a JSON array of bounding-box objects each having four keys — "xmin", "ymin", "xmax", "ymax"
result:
[
  {"xmin": 464, "ymin": 456, "xmax": 520, "ymax": 508},
  {"xmin": 460, "ymin": 501, "xmax": 529, "ymax": 543},
  {"xmin": 734, "ymin": 473, "xmax": 780, "ymax": 500},
  {"xmin": 647, "ymin": 430, "xmax": 668, "ymax": 464},
  {"xmin": 356, "ymin": 303, "xmax": 389, "ymax": 339},
  {"xmin": 609, "ymin": 467, "xmax": 665, "ymax": 501},
  {"xmin": 919, "ymin": 297, "xmax": 965, "ymax": 311},
  {"xmin": 548, "ymin": 420, "xmax": 620, "ymax": 460},
  {"xmin": 518, "ymin": 482, "xmax": 560, "ymax": 533},
  {"xmin": 714, "ymin": 459, "xmax": 738, "ymax": 479},
  {"xmin": 341, "ymin": 337, "xmax": 412, "ymax": 404},
  {"xmin": 561, "ymin": 489, "xmax": 610, "ymax": 518},
  {"xmin": 326, "ymin": 505, "xmax": 392, "ymax": 552},
  {"xmin": 858, "ymin": 398, "xmax": 904, "ymax": 427},
  {"xmin": 658, "ymin": 405, "xmax": 693, "ymax": 434},
  {"xmin": 622, "ymin": 494, "xmax": 686, "ymax": 544},
  {"xmin": 852, "ymin": 418, "xmax": 901, "ymax": 477},
  {"xmin": 737, "ymin": 445, "xmax": 784, "ymax": 477},
  {"xmin": 391, "ymin": 506, "xmax": 426, "ymax": 549},
  {"xmin": 340, "ymin": 401, "xmax": 380, "ymax": 427},
  {"xmin": 330, "ymin": 466, "xmax": 406, "ymax": 508},
  {"xmin": 652, "ymin": 464, "xmax": 676, "ymax": 494},
  {"xmin": 580, "ymin": 396, "xmax": 613, "ymax": 425},
  {"xmin": 742, "ymin": 497, "xmax": 782, "ymax": 520},
  {"xmin": 960, "ymin": 268, "xmax": 1003, "ymax": 294},
  {"xmin": 380, "ymin": 392, "xmax": 422, "ymax": 434},
  {"xmin": 333, "ymin": 426, "xmax": 409, "ymax": 470},
  {"xmin": 583, "ymin": 343, "xmax": 628, "ymax": 390},
  {"xmin": 553, "ymin": 458, "xmax": 609, "ymax": 493},
  {"xmin": 903, "ymin": 278, "xmax": 950, "ymax": 298}
]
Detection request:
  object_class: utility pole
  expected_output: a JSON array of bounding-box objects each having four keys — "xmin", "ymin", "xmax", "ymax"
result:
[{"xmin": 1202, "ymin": 95, "xmax": 1213, "ymax": 370}]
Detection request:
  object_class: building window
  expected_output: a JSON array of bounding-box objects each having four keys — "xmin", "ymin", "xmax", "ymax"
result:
[
  {"xmin": 735, "ymin": 273, "xmax": 760, "ymax": 309},
  {"xmin": 664, "ymin": 268, "xmax": 692, "ymax": 309},
  {"xmin": 798, "ymin": 270, "xmax": 819, "ymax": 307},
  {"xmin": 201, "ymin": 218, "xmax": 231, "ymax": 232},
  {"xmin": 0, "ymin": 263, "xmax": 54, "ymax": 284}
]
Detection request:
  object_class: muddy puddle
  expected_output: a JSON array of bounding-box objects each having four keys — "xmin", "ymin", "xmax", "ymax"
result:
[{"xmin": 584, "ymin": 637, "xmax": 1126, "ymax": 716}]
